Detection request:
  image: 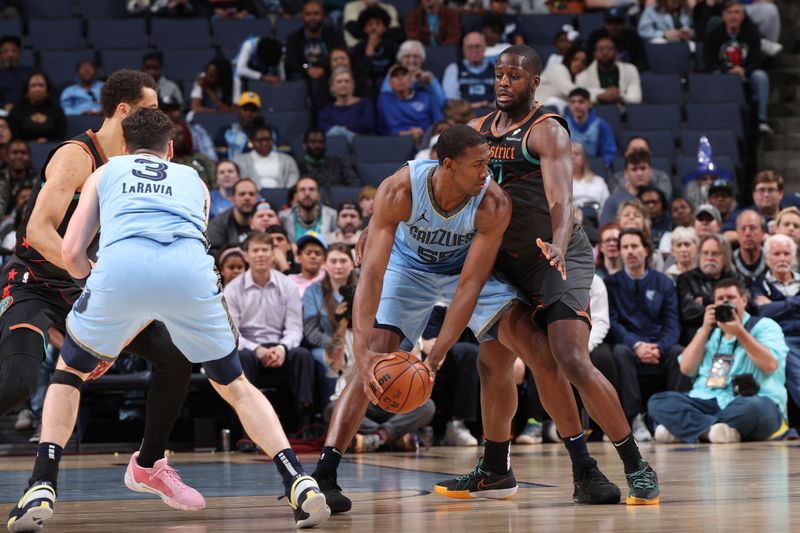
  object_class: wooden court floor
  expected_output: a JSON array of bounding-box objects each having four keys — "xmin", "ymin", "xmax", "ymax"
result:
[{"xmin": 1, "ymin": 442, "xmax": 799, "ymax": 532}]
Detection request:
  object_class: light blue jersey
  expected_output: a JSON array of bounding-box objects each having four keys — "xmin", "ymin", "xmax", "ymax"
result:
[
  {"xmin": 390, "ymin": 159, "xmax": 489, "ymax": 275},
  {"xmin": 96, "ymin": 154, "xmax": 208, "ymax": 249}
]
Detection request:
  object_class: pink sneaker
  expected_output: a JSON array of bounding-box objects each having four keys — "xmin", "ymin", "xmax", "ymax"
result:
[{"xmin": 124, "ymin": 451, "xmax": 206, "ymax": 511}]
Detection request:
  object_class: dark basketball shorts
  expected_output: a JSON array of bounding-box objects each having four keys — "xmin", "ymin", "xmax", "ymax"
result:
[{"xmin": 495, "ymin": 228, "xmax": 594, "ymax": 332}]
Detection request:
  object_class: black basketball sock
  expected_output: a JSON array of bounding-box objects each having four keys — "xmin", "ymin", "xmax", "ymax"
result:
[
  {"xmin": 29, "ymin": 442, "xmax": 63, "ymax": 490},
  {"xmin": 481, "ymin": 439, "xmax": 510, "ymax": 475},
  {"xmin": 274, "ymin": 448, "xmax": 306, "ymax": 495},
  {"xmin": 613, "ymin": 433, "xmax": 643, "ymax": 474},
  {"xmin": 562, "ymin": 432, "xmax": 594, "ymax": 476},
  {"xmin": 313, "ymin": 446, "xmax": 342, "ymax": 479}
]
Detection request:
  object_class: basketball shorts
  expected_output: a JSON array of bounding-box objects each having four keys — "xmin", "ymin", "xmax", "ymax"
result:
[
  {"xmin": 66, "ymin": 237, "xmax": 237, "ymax": 365},
  {"xmin": 375, "ymin": 262, "xmax": 520, "ymax": 343},
  {"xmin": 495, "ymin": 227, "xmax": 594, "ymax": 329}
]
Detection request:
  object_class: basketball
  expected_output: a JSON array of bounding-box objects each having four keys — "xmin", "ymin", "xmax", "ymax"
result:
[{"xmin": 373, "ymin": 351, "xmax": 432, "ymax": 414}]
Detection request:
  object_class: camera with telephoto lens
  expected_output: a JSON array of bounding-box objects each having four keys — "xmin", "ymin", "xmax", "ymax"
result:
[
  {"xmin": 714, "ymin": 303, "xmax": 735, "ymax": 323},
  {"xmin": 337, "ymin": 285, "xmax": 356, "ymax": 324}
]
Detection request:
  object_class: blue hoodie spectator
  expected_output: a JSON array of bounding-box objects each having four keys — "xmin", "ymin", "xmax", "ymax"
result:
[
  {"xmin": 377, "ymin": 66, "xmax": 444, "ymax": 137},
  {"xmin": 565, "ymin": 88, "xmax": 617, "ymax": 167}
]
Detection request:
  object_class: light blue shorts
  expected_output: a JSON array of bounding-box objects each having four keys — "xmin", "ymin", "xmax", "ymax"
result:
[
  {"xmin": 374, "ymin": 262, "xmax": 519, "ymax": 343},
  {"xmin": 66, "ymin": 237, "xmax": 237, "ymax": 364}
]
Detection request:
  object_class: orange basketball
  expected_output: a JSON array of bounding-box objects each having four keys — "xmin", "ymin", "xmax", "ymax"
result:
[{"xmin": 373, "ymin": 351, "xmax": 432, "ymax": 414}]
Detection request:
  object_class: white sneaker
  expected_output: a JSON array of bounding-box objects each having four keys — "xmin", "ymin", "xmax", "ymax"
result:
[
  {"xmin": 759, "ymin": 121, "xmax": 774, "ymax": 135},
  {"xmin": 654, "ymin": 424, "xmax": 680, "ymax": 444},
  {"xmin": 14, "ymin": 409, "xmax": 34, "ymax": 431},
  {"xmin": 444, "ymin": 420, "xmax": 478, "ymax": 446},
  {"xmin": 708, "ymin": 423, "xmax": 741, "ymax": 444},
  {"xmin": 631, "ymin": 414, "xmax": 652, "ymax": 442},
  {"xmin": 761, "ymin": 38, "xmax": 783, "ymax": 57}
]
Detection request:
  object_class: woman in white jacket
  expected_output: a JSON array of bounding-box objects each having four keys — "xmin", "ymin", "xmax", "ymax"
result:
[
  {"xmin": 233, "ymin": 123, "xmax": 299, "ymax": 189},
  {"xmin": 537, "ymin": 44, "xmax": 588, "ymax": 114}
]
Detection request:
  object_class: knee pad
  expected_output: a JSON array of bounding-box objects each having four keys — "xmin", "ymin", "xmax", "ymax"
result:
[
  {"xmin": 51, "ymin": 369, "xmax": 85, "ymax": 391},
  {"xmin": 61, "ymin": 334, "xmax": 104, "ymax": 373},
  {"xmin": 202, "ymin": 348, "xmax": 243, "ymax": 386}
]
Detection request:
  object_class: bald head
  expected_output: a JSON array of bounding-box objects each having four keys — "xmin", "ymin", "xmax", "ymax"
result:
[
  {"xmin": 736, "ymin": 209, "xmax": 765, "ymax": 253},
  {"xmin": 498, "ymin": 45, "xmax": 542, "ymax": 76}
]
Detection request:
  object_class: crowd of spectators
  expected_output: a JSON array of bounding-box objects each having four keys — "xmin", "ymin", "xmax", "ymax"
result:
[{"xmin": 2, "ymin": 0, "xmax": 799, "ymax": 450}]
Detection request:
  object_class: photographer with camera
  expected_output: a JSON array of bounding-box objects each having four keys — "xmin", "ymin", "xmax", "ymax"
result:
[
  {"xmin": 648, "ymin": 278, "xmax": 788, "ymax": 444},
  {"xmin": 304, "ymin": 242, "xmax": 434, "ymax": 453}
]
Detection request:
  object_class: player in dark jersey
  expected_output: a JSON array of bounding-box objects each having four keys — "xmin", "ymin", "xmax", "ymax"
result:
[
  {"xmin": 0, "ymin": 70, "xmax": 206, "ymax": 519},
  {"xmin": 437, "ymin": 45, "xmax": 660, "ymax": 505}
]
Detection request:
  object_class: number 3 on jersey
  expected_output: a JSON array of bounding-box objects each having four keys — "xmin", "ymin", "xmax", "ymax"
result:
[{"xmin": 132, "ymin": 158, "xmax": 169, "ymax": 181}]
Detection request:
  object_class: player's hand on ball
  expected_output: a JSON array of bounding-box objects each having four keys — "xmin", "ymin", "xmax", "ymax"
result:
[
  {"xmin": 536, "ymin": 238, "xmax": 567, "ymax": 281},
  {"xmin": 356, "ymin": 348, "xmax": 393, "ymax": 404},
  {"xmin": 422, "ymin": 352, "xmax": 444, "ymax": 385}
]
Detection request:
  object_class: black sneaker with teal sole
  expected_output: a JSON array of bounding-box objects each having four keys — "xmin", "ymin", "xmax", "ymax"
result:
[
  {"xmin": 288, "ymin": 475, "xmax": 331, "ymax": 528},
  {"xmin": 434, "ymin": 461, "xmax": 518, "ymax": 500},
  {"xmin": 573, "ymin": 459, "xmax": 621, "ymax": 504},
  {"xmin": 625, "ymin": 459, "xmax": 660, "ymax": 505},
  {"xmin": 311, "ymin": 472, "xmax": 351, "ymax": 514},
  {"xmin": 7, "ymin": 482, "xmax": 56, "ymax": 533}
]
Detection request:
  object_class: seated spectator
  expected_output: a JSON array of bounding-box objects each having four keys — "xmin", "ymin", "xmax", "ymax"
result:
[
  {"xmin": 208, "ymin": 178, "xmax": 259, "ymax": 255},
  {"xmin": 596, "ymin": 223, "xmax": 622, "ymax": 279},
  {"xmin": 129, "ymin": 0, "xmax": 200, "ymax": 16},
  {"xmin": 638, "ymin": 185, "xmax": 671, "ymax": 246},
  {"xmin": 215, "ymin": 91, "xmax": 265, "ymax": 160},
  {"xmin": 233, "ymin": 35, "xmax": 284, "ymax": 101},
  {"xmin": 0, "ymin": 139, "xmax": 35, "ymax": 216},
  {"xmin": 377, "ymin": 64, "xmax": 445, "ymax": 143},
  {"xmin": 481, "ymin": 15, "xmax": 512, "ymax": 61},
  {"xmin": 216, "ymin": 246, "xmax": 247, "ymax": 287},
  {"xmin": 351, "ymin": 6, "xmax": 399, "ymax": 98},
  {"xmin": 664, "ymin": 226, "xmax": 698, "ymax": 279},
  {"xmin": 606, "ymin": 228, "xmax": 686, "ymax": 442},
  {"xmin": 601, "ymin": 150, "xmax": 652, "ymax": 225},
  {"xmin": 677, "ymin": 234, "xmax": 739, "ymax": 343},
  {"xmin": 405, "ymin": 0, "xmax": 461, "ymax": 46},
  {"xmin": 210, "ymin": 160, "xmax": 240, "ymax": 218},
  {"xmin": 576, "ymin": 36, "xmax": 642, "ymax": 106},
  {"xmin": 324, "ymin": 200, "xmax": 363, "ymax": 246},
  {"xmin": 658, "ymin": 197, "xmax": 696, "ymax": 259},
  {"xmin": 615, "ymin": 198, "xmax": 665, "ymax": 271},
  {"xmin": 537, "ymin": 44, "xmax": 588, "ymax": 114},
  {"xmin": 359, "ymin": 184, "xmax": 376, "ymax": 226},
  {"xmin": 442, "ymin": 32, "xmax": 495, "ymax": 109},
  {"xmin": 59, "ymin": 60, "xmax": 103, "ymax": 116},
  {"xmin": 190, "ymin": 57, "xmax": 235, "ymax": 114},
  {"xmin": 734, "ymin": 209, "xmax": 768, "ymax": 288},
  {"xmin": 649, "ymin": 278, "xmax": 787, "ymax": 443},
  {"xmin": 343, "ymin": 0, "xmax": 401, "ymax": 48},
  {"xmin": 266, "ymin": 224, "xmax": 299, "ymax": 274},
  {"xmin": 162, "ymin": 101, "xmax": 218, "ymax": 162},
  {"xmin": 0, "ymin": 184, "xmax": 31, "ymax": 253},
  {"xmin": 0, "ymin": 116, "xmax": 11, "ymax": 160},
  {"xmin": 708, "ymin": 178, "xmax": 737, "ymax": 230},
  {"xmin": 290, "ymin": 231, "xmax": 327, "ymax": 297},
  {"xmin": 609, "ymin": 135, "xmax": 674, "ymax": 200},
  {"xmin": 279, "ymin": 175, "xmax": 338, "ymax": 241},
  {"xmin": 297, "ymin": 128, "xmax": 360, "ymax": 193},
  {"xmin": 587, "ymin": 7, "xmax": 648, "ymax": 71},
  {"xmin": 319, "ymin": 68, "xmax": 376, "ymax": 138},
  {"xmin": 543, "ymin": 30, "xmax": 575, "ymax": 70},
  {"xmin": 249, "ymin": 200, "xmax": 282, "ymax": 232},
  {"xmin": 224, "ymin": 231, "xmax": 321, "ymax": 427},
  {"xmin": 565, "ymin": 88, "xmax": 617, "ymax": 169},
  {"xmin": 775, "ymin": 207, "xmax": 800, "ymax": 247},
  {"xmin": 8, "ymin": 71, "xmax": 66, "ymax": 143},
  {"xmin": 682, "ymin": 136, "xmax": 735, "ymax": 209},
  {"xmin": 638, "ymin": 0, "xmax": 695, "ymax": 44},
  {"xmin": 171, "ymin": 122, "xmax": 216, "ymax": 187},
  {"xmin": 380, "ymin": 41, "xmax": 447, "ymax": 109},
  {"xmin": 571, "ymin": 142, "xmax": 609, "ymax": 217},
  {"xmin": 234, "ymin": 124, "xmax": 299, "ymax": 189},
  {"xmin": 704, "ymin": 0, "xmax": 771, "ymax": 133},
  {"xmin": 751, "ymin": 234, "xmax": 799, "ymax": 410},
  {"xmin": 0, "ymin": 35, "xmax": 32, "ymax": 112},
  {"xmin": 142, "ymin": 51, "xmax": 183, "ymax": 109},
  {"xmin": 476, "ymin": 0, "xmax": 524, "ymax": 44},
  {"xmin": 723, "ymin": 170, "xmax": 785, "ymax": 238},
  {"xmin": 209, "ymin": 0, "xmax": 256, "ymax": 19},
  {"xmin": 694, "ymin": 203, "xmax": 722, "ymax": 239}
]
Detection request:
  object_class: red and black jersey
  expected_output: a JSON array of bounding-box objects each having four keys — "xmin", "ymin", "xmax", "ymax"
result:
[
  {"xmin": 477, "ymin": 104, "xmax": 572, "ymax": 254},
  {"xmin": 13, "ymin": 129, "xmax": 107, "ymax": 287}
]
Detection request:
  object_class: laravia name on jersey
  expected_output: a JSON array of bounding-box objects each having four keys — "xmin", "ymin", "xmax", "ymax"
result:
[{"xmin": 121, "ymin": 182, "xmax": 174, "ymax": 196}]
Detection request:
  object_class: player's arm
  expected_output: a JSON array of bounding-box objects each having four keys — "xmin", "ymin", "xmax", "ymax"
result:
[
  {"xmin": 62, "ymin": 166, "xmax": 102, "ymax": 281},
  {"xmin": 27, "ymin": 144, "xmax": 94, "ymax": 270},
  {"xmin": 423, "ymin": 183, "xmax": 510, "ymax": 375},
  {"xmin": 530, "ymin": 118, "xmax": 573, "ymax": 280},
  {"xmin": 352, "ymin": 167, "xmax": 412, "ymax": 403}
]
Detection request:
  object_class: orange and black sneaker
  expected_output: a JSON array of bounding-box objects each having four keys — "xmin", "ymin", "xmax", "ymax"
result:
[
  {"xmin": 434, "ymin": 460, "xmax": 517, "ymax": 500},
  {"xmin": 625, "ymin": 459, "xmax": 660, "ymax": 505}
]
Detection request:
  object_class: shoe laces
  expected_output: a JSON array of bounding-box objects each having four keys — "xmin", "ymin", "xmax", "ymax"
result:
[
  {"xmin": 627, "ymin": 464, "xmax": 657, "ymax": 491},
  {"xmin": 455, "ymin": 461, "xmax": 489, "ymax": 483},
  {"xmin": 150, "ymin": 463, "xmax": 185, "ymax": 493}
]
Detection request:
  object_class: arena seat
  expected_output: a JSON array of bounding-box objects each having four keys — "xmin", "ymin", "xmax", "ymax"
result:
[
  {"xmin": 518, "ymin": 15, "xmax": 573, "ymax": 46},
  {"xmin": 40, "ymin": 50, "xmax": 97, "ymax": 86},
  {"xmin": 88, "ymin": 19, "xmax": 148, "ymax": 50},
  {"xmin": 163, "ymin": 48, "xmax": 218, "ymax": 83},
  {"xmin": 24, "ymin": 0, "xmax": 72, "ymax": 19},
  {"xmin": 329, "ymin": 186, "xmax": 362, "ymax": 207},
  {"xmin": 578, "ymin": 12, "xmax": 605, "ymax": 41},
  {"xmin": 325, "ymin": 135, "xmax": 351, "ymax": 158},
  {"xmin": 423, "ymin": 46, "xmax": 458, "ymax": 80},
  {"xmin": 66, "ymin": 115, "xmax": 102, "ymax": 138},
  {"xmin": 353, "ymin": 135, "xmax": 415, "ymax": 163},
  {"xmin": 212, "ymin": 18, "xmax": 272, "ymax": 50},
  {"xmin": 268, "ymin": 110, "xmax": 312, "ymax": 141},
  {"xmin": 260, "ymin": 188, "xmax": 290, "ymax": 209},
  {"xmin": 101, "ymin": 49, "xmax": 150, "ymax": 75},
  {"xmin": 251, "ymin": 80, "xmax": 308, "ymax": 111},
  {"xmin": 275, "ymin": 18, "xmax": 304, "ymax": 42},
  {"xmin": 0, "ymin": 19, "xmax": 21, "ymax": 38},
  {"xmin": 627, "ymin": 104, "xmax": 682, "ymax": 140},
  {"xmin": 358, "ymin": 162, "xmax": 402, "ymax": 187},
  {"xmin": 688, "ymin": 73, "xmax": 745, "ymax": 105},
  {"xmin": 78, "ymin": 0, "xmax": 129, "ymax": 19},
  {"xmin": 640, "ymin": 73, "xmax": 683, "ymax": 104},
  {"xmin": 594, "ymin": 105, "xmax": 623, "ymax": 140},
  {"xmin": 621, "ymin": 130, "xmax": 676, "ymax": 164},
  {"xmin": 193, "ymin": 112, "xmax": 237, "ymax": 138},
  {"xmin": 29, "ymin": 18, "xmax": 83, "ymax": 50},
  {"xmin": 29, "ymin": 142, "xmax": 59, "ymax": 169},
  {"xmin": 391, "ymin": 0, "xmax": 418, "ymax": 18},
  {"xmin": 681, "ymin": 129, "xmax": 739, "ymax": 164},
  {"xmin": 645, "ymin": 43, "xmax": 691, "ymax": 75},
  {"xmin": 588, "ymin": 156, "xmax": 607, "ymax": 177},
  {"xmin": 686, "ymin": 102, "xmax": 744, "ymax": 140},
  {"xmin": 151, "ymin": 18, "xmax": 211, "ymax": 49}
]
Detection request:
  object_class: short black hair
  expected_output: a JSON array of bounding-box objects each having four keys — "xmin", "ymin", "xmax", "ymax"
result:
[
  {"xmin": 499, "ymin": 45, "xmax": 543, "ymax": 76},
  {"xmin": 100, "ymin": 69, "xmax": 157, "ymax": 119},
  {"xmin": 561, "ymin": 44, "xmax": 586, "ymax": 69},
  {"xmin": 482, "ymin": 15, "xmax": 505, "ymax": 35},
  {"xmin": 0, "ymin": 35, "xmax": 20, "ymax": 48},
  {"xmin": 249, "ymin": 123, "xmax": 273, "ymax": 140},
  {"xmin": 122, "ymin": 107, "xmax": 173, "ymax": 154},
  {"xmin": 337, "ymin": 200, "xmax": 361, "ymax": 216},
  {"xmin": 568, "ymin": 87, "xmax": 590, "ymax": 100},
  {"xmin": 20, "ymin": 71, "xmax": 53, "ymax": 106},
  {"xmin": 436, "ymin": 124, "xmax": 486, "ymax": 165},
  {"xmin": 721, "ymin": 0, "xmax": 742, "ymax": 11},
  {"xmin": 264, "ymin": 224, "xmax": 288, "ymax": 237},
  {"xmin": 304, "ymin": 128, "xmax": 325, "ymax": 143},
  {"xmin": 142, "ymin": 51, "xmax": 164, "ymax": 66},
  {"xmin": 637, "ymin": 185, "xmax": 666, "ymax": 207},
  {"xmin": 626, "ymin": 149, "xmax": 651, "ymax": 168},
  {"xmin": 256, "ymin": 37, "xmax": 282, "ymax": 68},
  {"xmin": 626, "ymin": 135, "xmax": 651, "ymax": 150},
  {"xmin": 75, "ymin": 58, "xmax": 95, "ymax": 72},
  {"xmin": 714, "ymin": 277, "xmax": 748, "ymax": 298}
]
